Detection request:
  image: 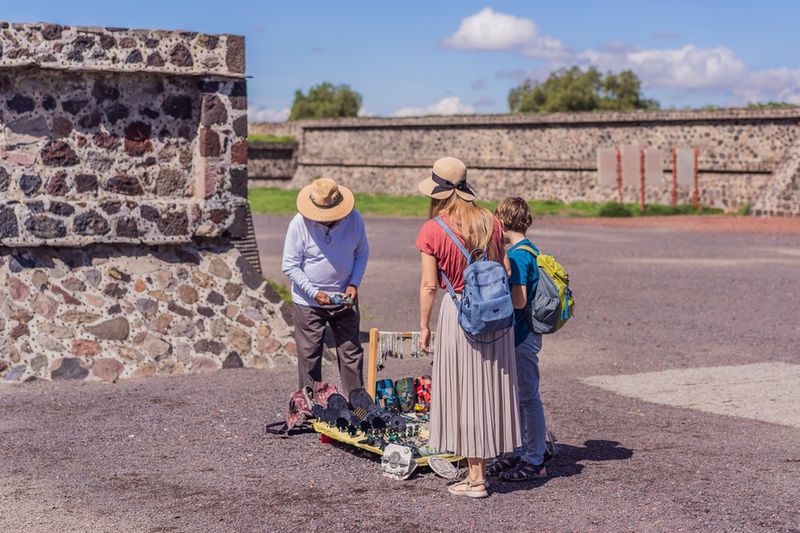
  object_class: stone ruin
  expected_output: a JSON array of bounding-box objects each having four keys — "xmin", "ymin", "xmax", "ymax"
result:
[{"xmin": 0, "ymin": 21, "xmax": 295, "ymax": 382}]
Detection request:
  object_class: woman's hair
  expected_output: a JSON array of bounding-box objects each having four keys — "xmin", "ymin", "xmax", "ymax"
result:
[
  {"xmin": 494, "ymin": 197, "xmax": 533, "ymax": 234},
  {"xmin": 430, "ymin": 194, "xmax": 500, "ymax": 262}
]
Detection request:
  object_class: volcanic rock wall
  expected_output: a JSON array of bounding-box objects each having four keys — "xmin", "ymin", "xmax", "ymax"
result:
[
  {"xmin": 0, "ymin": 22, "xmax": 294, "ymax": 383},
  {"xmin": 248, "ymin": 141, "xmax": 297, "ymax": 182},
  {"xmin": 250, "ymin": 109, "xmax": 800, "ymax": 214}
]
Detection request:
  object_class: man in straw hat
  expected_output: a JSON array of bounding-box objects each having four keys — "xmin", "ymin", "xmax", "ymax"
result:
[{"xmin": 282, "ymin": 177, "xmax": 370, "ymax": 395}]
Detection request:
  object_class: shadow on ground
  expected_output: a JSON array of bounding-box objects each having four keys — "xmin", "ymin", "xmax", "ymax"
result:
[{"xmin": 491, "ymin": 439, "xmax": 634, "ymax": 494}]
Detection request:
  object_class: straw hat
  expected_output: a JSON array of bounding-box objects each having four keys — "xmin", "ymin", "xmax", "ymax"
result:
[
  {"xmin": 417, "ymin": 157, "xmax": 476, "ymax": 202},
  {"xmin": 296, "ymin": 177, "xmax": 355, "ymax": 222}
]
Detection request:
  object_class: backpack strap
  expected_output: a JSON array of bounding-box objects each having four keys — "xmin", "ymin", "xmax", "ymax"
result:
[
  {"xmin": 433, "ymin": 217, "xmax": 470, "ymax": 303},
  {"xmin": 433, "ymin": 217, "xmax": 471, "ymax": 261},
  {"xmin": 514, "ymin": 244, "xmax": 540, "ymax": 310},
  {"xmin": 515, "ymin": 244, "xmax": 541, "ymax": 278},
  {"xmin": 516, "ymin": 244, "xmax": 539, "ymax": 258}
]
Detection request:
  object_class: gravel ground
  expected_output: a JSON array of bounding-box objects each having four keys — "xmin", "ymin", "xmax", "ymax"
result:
[{"xmin": 2, "ymin": 215, "xmax": 799, "ymax": 532}]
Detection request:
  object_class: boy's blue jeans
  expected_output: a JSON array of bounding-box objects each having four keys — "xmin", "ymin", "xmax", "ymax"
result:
[{"xmin": 513, "ymin": 332, "xmax": 547, "ymax": 466}]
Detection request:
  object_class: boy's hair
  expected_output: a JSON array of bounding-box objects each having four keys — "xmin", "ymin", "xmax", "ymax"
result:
[{"xmin": 494, "ymin": 197, "xmax": 533, "ymax": 234}]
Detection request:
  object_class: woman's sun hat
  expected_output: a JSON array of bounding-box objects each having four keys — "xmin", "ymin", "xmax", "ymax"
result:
[
  {"xmin": 296, "ymin": 177, "xmax": 355, "ymax": 222},
  {"xmin": 417, "ymin": 156, "xmax": 477, "ymax": 202}
]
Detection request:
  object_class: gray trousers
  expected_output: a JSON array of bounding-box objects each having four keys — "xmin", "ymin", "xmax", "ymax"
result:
[{"xmin": 291, "ymin": 303, "xmax": 364, "ymax": 396}]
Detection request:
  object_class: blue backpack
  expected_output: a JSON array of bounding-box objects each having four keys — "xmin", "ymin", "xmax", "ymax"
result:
[{"xmin": 434, "ymin": 217, "xmax": 514, "ymax": 339}]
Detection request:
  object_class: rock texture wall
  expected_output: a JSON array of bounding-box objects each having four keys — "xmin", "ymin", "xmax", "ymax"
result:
[
  {"xmin": 1, "ymin": 22, "xmax": 294, "ymax": 383},
  {"xmin": 249, "ymin": 109, "xmax": 800, "ymax": 214},
  {"xmin": 0, "ymin": 21, "xmax": 245, "ymax": 77},
  {"xmin": 248, "ymin": 141, "xmax": 296, "ymax": 185},
  {"xmin": 0, "ymin": 245, "xmax": 293, "ymax": 382},
  {"xmin": 753, "ymin": 150, "xmax": 800, "ymax": 217}
]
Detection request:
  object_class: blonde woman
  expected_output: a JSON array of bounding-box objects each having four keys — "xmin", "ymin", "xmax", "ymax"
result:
[{"xmin": 416, "ymin": 157, "xmax": 520, "ymax": 498}]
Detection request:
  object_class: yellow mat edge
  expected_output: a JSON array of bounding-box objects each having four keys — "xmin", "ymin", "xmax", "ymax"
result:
[{"xmin": 311, "ymin": 421, "xmax": 463, "ymax": 466}]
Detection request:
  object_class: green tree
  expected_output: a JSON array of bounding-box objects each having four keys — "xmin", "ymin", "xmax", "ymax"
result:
[
  {"xmin": 289, "ymin": 82, "xmax": 362, "ymax": 120},
  {"xmin": 508, "ymin": 67, "xmax": 659, "ymax": 113},
  {"xmin": 747, "ymin": 101, "xmax": 795, "ymax": 109}
]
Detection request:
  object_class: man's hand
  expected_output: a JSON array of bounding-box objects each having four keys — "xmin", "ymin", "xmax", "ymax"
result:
[
  {"xmin": 419, "ymin": 327, "xmax": 432, "ymax": 353},
  {"xmin": 344, "ymin": 284, "xmax": 358, "ymax": 304},
  {"xmin": 315, "ymin": 291, "xmax": 331, "ymax": 306}
]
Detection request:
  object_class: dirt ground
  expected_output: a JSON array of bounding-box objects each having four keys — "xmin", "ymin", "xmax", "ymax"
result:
[{"xmin": 1, "ymin": 215, "xmax": 799, "ymax": 532}]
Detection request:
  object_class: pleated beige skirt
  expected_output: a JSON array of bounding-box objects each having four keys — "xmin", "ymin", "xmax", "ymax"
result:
[{"xmin": 429, "ymin": 296, "xmax": 521, "ymax": 459}]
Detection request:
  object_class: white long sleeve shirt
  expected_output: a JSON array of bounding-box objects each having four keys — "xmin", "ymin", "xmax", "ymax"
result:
[{"xmin": 281, "ymin": 211, "xmax": 369, "ymax": 307}]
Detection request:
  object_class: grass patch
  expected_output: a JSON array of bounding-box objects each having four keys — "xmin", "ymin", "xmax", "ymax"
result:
[
  {"xmin": 266, "ymin": 279, "xmax": 292, "ymax": 303},
  {"xmin": 641, "ymin": 203, "xmax": 723, "ymax": 216},
  {"xmin": 249, "ymin": 188, "xmax": 299, "ymax": 215},
  {"xmin": 598, "ymin": 202, "xmax": 633, "ymax": 217},
  {"xmin": 247, "ymin": 133, "xmax": 295, "ymax": 143},
  {"xmin": 250, "ymin": 188, "xmax": 434, "ymax": 217},
  {"xmin": 248, "ymin": 188, "xmax": 725, "ymax": 218}
]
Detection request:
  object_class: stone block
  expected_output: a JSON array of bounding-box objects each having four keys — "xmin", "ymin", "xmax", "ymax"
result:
[
  {"xmin": 52, "ymin": 358, "xmax": 89, "ymax": 380},
  {"xmin": 225, "ymin": 35, "xmax": 245, "ymax": 74},
  {"xmin": 92, "ymin": 358, "xmax": 124, "ymax": 382},
  {"xmin": 201, "ymin": 94, "xmax": 227, "ymax": 126},
  {"xmin": 0, "ymin": 23, "xmax": 293, "ymax": 382},
  {"xmin": 85, "ymin": 316, "xmax": 130, "ymax": 340},
  {"xmin": 199, "ymin": 128, "xmax": 221, "ymax": 157},
  {"xmin": 222, "ymin": 351, "xmax": 243, "ymax": 369},
  {"xmin": 72, "ymin": 339, "xmax": 101, "ymax": 356}
]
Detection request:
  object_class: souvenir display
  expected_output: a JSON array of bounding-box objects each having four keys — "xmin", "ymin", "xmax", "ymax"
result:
[{"xmin": 306, "ymin": 328, "xmax": 462, "ymax": 477}]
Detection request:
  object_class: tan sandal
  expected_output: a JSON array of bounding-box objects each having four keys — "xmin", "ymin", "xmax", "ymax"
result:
[{"xmin": 447, "ymin": 479, "xmax": 489, "ymax": 499}]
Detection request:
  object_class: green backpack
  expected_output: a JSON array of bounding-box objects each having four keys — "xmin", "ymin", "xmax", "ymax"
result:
[{"xmin": 517, "ymin": 245, "xmax": 574, "ymax": 334}]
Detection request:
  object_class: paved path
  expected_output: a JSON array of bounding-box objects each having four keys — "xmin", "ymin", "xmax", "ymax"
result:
[{"xmin": 1, "ymin": 215, "xmax": 799, "ymax": 532}]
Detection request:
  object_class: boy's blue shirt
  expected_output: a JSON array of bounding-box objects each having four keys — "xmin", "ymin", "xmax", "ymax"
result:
[{"xmin": 507, "ymin": 238, "xmax": 540, "ymax": 346}]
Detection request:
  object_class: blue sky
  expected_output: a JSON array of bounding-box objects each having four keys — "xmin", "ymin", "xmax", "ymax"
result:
[{"xmin": 6, "ymin": 1, "xmax": 800, "ymax": 120}]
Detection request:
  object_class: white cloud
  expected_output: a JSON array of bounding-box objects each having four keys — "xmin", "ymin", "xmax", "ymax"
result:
[
  {"xmin": 444, "ymin": 7, "xmax": 537, "ymax": 50},
  {"xmin": 444, "ymin": 7, "xmax": 570, "ymax": 61},
  {"xmin": 392, "ymin": 96, "xmax": 475, "ymax": 118},
  {"xmin": 446, "ymin": 11, "xmax": 800, "ymax": 104},
  {"xmin": 357, "ymin": 105, "xmax": 373, "ymax": 117},
  {"xmin": 521, "ymin": 35, "xmax": 572, "ymax": 62},
  {"xmin": 733, "ymin": 68, "xmax": 800, "ymax": 104},
  {"xmin": 247, "ymin": 106, "xmax": 290, "ymax": 122},
  {"xmin": 579, "ymin": 45, "xmax": 746, "ymax": 90}
]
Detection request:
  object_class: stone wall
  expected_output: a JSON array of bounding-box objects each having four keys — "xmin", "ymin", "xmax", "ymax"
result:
[
  {"xmin": 0, "ymin": 21, "xmax": 244, "ymax": 77},
  {"xmin": 249, "ymin": 120, "xmax": 303, "ymax": 141},
  {"xmin": 1, "ymin": 22, "xmax": 294, "ymax": 383},
  {"xmin": 248, "ymin": 141, "xmax": 296, "ymax": 186},
  {"xmin": 753, "ymin": 148, "xmax": 800, "ymax": 216},
  {"xmin": 0, "ymin": 244, "xmax": 294, "ymax": 382},
  {"xmin": 249, "ymin": 109, "xmax": 800, "ymax": 214}
]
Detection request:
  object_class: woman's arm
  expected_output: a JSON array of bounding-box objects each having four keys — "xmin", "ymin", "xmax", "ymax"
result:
[{"xmin": 419, "ymin": 252, "xmax": 439, "ymax": 352}]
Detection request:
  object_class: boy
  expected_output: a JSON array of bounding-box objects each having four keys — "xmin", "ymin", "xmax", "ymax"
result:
[{"xmin": 489, "ymin": 197, "xmax": 548, "ymax": 481}]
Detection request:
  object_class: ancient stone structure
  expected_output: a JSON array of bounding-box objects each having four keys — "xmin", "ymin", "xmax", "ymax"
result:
[
  {"xmin": 248, "ymin": 140, "xmax": 297, "ymax": 181},
  {"xmin": 249, "ymin": 109, "xmax": 800, "ymax": 215},
  {"xmin": 753, "ymin": 151, "xmax": 800, "ymax": 217},
  {"xmin": 1, "ymin": 22, "xmax": 294, "ymax": 383}
]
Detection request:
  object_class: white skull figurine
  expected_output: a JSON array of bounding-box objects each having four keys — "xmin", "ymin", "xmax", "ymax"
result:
[{"xmin": 381, "ymin": 444, "xmax": 417, "ymax": 480}]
